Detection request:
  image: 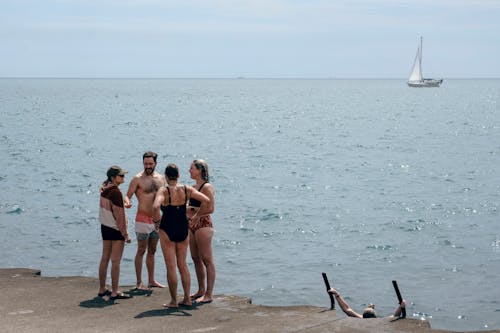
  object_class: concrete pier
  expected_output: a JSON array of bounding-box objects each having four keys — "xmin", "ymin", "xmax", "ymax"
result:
[{"xmin": 0, "ymin": 269, "xmax": 497, "ymax": 333}]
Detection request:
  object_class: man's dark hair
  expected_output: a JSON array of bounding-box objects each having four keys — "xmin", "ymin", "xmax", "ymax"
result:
[{"xmin": 143, "ymin": 151, "xmax": 158, "ymax": 163}]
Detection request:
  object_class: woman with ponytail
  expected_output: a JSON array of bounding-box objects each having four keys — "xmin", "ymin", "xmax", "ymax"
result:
[
  {"xmin": 187, "ymin": 159, "xmax": 216, "ymax": 304},
  {"xmin": 98, "ymin": 165, "xmax": 132, "ymax": 300}
]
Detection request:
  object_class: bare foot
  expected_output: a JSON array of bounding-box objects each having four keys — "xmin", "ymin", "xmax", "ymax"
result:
[
  {"xmin": 148, "ymin": 281, "xmax": 165, "ymax": 288},
  {"xmin": 136, "ymin": 282, "xmax": 149, "ymax": 290},
  {"xmin": 162, "ymin": 301, "xmax": 178, "ymax": 309},
  {"xmin": 178, "ymin": 298, "xmax": 192, "ymax": 307},
  {"xmin": 190, "ymin": 292, "xmax": 204, "ymax": 299},
  {"xmin": 196, "ymin": 295, "xmax": 213, "ymax": 304}
]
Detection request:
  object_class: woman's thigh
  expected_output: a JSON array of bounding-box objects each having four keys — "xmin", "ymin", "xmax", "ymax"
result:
[
  {"xmin": 194, "ymin": 228, "xmax": 214, "ymax": 260},
  {"xmin": 110, "ymin": 241, "xmax": 125, "ymax": 262}
]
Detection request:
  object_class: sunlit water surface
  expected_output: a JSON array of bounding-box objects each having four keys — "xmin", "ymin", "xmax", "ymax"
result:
[{"xmin": 1, "ymin": 78, "xmax": 499, "ymax": 331}]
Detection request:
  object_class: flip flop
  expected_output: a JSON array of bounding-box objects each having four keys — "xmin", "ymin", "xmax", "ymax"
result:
[
  {"xmin": 162, "ymin": 304, "xmax": 179, "ymax": 309},
  {"xmin": 97, "ymin": 289, "xmax": 111, "ymax": 297},
  {"xmin": 190, "ymin": 293, "xmax": 204, "ymax": 299},
  {"xmin": 178, "ymin": 302, "xmax": 193, "ymax": 308},
  {"xmin": 196, "ymin": 299, "xmax": 213, "ymax": 304},
  {"xmin": 110, "ymin": 293, "xmax": 132, "ymax": 300}
]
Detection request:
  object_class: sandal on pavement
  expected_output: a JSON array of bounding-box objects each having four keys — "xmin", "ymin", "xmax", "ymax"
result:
[
  {"xmin": 110, "ymin": 293, "xmax": 132, "ymax": 300},
  {"xmin": 97, "ymin": 289, "xmax": 111, "ymax": 297}
]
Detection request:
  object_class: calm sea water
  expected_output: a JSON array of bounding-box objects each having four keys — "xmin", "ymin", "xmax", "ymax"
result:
[{"xmin": 1, "ymin": 78, "xmax": 499, "ymax": 331}]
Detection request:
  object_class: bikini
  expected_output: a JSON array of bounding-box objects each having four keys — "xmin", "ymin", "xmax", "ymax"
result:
[
  {"xmin": 188, "ymin": 182, "xmax": 213, "ymax": 233},
  {"xmin": 188, "ymin": 182, "xmax": 207, "ymax": 208},
  {"xmin": 159, "ymin": 185, "xmax": 189, "ymax": 242}
]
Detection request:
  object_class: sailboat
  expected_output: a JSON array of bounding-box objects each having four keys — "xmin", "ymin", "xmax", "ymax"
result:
[{"xmin": 407, "ymin": 37, "xmax": 443, "ymax": 87}]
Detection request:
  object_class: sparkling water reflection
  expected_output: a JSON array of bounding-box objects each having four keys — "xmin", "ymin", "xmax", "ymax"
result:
[{"xmin": 1, "ymin": 78, "xmax": 499, "ymax": 331}]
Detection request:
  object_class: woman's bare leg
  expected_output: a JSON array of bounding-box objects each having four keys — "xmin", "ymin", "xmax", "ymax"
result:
[
  {"xmin": 176, "ymin": 239, "xmax": 191, "ymax": 305},
  {"xmin": 98, "ymin": 240, "xmax": 112, "ymax": 294},
  {"xmin": 159, "ymin": 230, "xmax": 178, "ymax": 308},
  {"xmin": 195, "ymin": 228, "xmax": 215, "ymax": 303},
  {"xmin": 110, "ymin": 240, "xmax": 125, "ymax": 296},
  {"xmin": 189, "ymin": 230, "xmax": 206, "ymax": 297}
]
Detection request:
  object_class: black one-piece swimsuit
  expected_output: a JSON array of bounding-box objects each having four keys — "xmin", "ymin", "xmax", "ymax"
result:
[{"xmin": 160, "ymin": 185, "xmax": 188, "ymax": 242}]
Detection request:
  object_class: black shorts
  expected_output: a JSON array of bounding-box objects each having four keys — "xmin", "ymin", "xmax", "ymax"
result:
[{"xmin": 101, "ymin": 225, "xmax": 125, "ymax": 241}]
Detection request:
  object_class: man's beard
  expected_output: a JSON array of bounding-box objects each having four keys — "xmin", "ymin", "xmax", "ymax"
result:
[{"xmin": 144, "ymin": 167, "xmax": 155, "ymax": 175}]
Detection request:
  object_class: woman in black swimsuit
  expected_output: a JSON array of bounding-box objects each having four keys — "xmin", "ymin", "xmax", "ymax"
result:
[{"xmin": 152, "ymin": 163, "xmax": 209, "ymax": 308}]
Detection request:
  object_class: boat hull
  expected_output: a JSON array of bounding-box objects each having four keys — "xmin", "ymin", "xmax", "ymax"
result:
[{"xmin": 407, "ymin": 78, "xmax": 443, "ymax": 87}]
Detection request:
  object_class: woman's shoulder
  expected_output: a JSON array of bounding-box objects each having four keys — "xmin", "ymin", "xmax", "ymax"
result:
[
  {"xmin": 199, "ymin": 181, "xmax": 213, "ymax": 190},
  {"xmin": 166, "ymin": 184, "xmax": 187, "ymax": 194},
  {"xmin": 103, "ymin": 184, "xmax": 120, "ymax": 195},
  {"xmin": 201, "ymin": 182, "xmax": 214, "ymax": 194}
]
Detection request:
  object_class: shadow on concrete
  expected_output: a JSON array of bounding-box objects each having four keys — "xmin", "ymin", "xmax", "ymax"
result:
[
  {"xmin": 79, "ymin": 297, "xmax": 115, "ymax": 308},
  {"xmin": 135, "ymin": 307, "xmax": 193, "ymax": 318},
  {"xmin": 126, "ymin": 288, "xmax": 153, "ymax": 297}
]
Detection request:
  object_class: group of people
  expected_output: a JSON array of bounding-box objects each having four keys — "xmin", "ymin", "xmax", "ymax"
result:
[
  {"xmin": 98, "ymin": 151, "xmax": 215, "ymax": 308},
  {"xmin": 98, "ymin": 152, "xmax": 407, "ymax": 317}
]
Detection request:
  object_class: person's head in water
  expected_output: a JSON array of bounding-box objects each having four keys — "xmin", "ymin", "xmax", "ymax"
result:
[
  {"xmin": 362, "ymin": 304, "xmax": 377, "ymax": 318},
  {"xmin": 143, "ymin": 151, "xmax": 158, "ymax": 176},
  {"xmin": 165, "ymin": 163, "xmax": 179, "ymax": 181}
]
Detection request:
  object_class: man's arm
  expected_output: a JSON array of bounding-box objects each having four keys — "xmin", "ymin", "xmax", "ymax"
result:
[
  {"xmin": 124, "ymin": 176, "xmax": 138, "ymax": 208},
  {"xmin": 328, "ymin": 288, "xmax": 363, "ymax": 318},
  {"xmin": 389, "ymin": 300, "xmax": 406, "ymax": 318}
]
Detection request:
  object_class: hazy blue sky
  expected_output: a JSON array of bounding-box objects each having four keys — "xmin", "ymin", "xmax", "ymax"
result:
[{"xmin": 1, "ymin": 0, "xmax": 499, "ymax": 78}]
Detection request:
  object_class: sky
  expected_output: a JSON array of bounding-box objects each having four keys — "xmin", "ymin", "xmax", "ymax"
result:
[{"xmin": 1, "ymin": 0, "xmax": 499, "ymax": 78}]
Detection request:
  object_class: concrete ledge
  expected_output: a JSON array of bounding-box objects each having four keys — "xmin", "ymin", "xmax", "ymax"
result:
[{"xmin": 0, "ymin": 269, "xmax": 497, "ymax": 333}]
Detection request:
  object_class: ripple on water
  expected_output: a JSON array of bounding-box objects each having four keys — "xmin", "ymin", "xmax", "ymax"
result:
[
  {"xmin": 238, "ymin": 226, "xmax": 255, "ymax": 232},
  {"xmin": 413, "ymin": 311, "xmax": 433, "ymax": 321},
  {"xmin": 6, "ymin": 206, "xmax": 23, "ymax": 214},
  {"xmin": 492, "ymin": 237, "xmax": 500, "ymax": 251},
  {"xmin": 218, "ymin": 239, "xmax": 241, "ymax": 247},
  {"xmin": 366, "ymin": 244, "xmax": 393, "ymax": 251},
  {"xmin": 50, "ymin": 240, "xmax": 64, "ymax": 247},
  {"xmin": 441, "ymin": 239, "xmax": 465, "ymax": 249}
]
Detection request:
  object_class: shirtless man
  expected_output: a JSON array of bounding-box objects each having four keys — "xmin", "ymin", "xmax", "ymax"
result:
[{"xmin": 124, "ymin": 151, "xmax": 165, "ymax": 290}]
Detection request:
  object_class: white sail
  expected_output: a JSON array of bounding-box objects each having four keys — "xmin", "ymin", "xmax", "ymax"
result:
[{"xmin": 408, "ymin": 40, "xmax": 422, "ymax": 82}]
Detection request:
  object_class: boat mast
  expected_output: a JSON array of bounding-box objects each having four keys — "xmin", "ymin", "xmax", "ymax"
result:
[{"xmin": 419, "ymin": 36, "xmax": 423, "ymax": 81}]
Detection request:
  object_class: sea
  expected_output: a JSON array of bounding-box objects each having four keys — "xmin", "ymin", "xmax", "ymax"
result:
[{"xmin": 1, "ymin": 78, "xmax": 499, "ymax": 331}]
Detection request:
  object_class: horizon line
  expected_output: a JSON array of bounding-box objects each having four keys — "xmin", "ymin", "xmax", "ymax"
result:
[{"xmin": 1, "ymin": 76, "xmax": 499, "ymax": 80}]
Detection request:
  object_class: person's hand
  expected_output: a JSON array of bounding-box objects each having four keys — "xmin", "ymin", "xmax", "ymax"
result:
[
  {"xmin": 328, "ymin": 288, "xmax": 339, "ymax": 296},
  {"xmin": 125, "ymin": 235, "xmax": 132, "ymax": 243},
  {"xmin": 400, "ymin": 300, "xmax": 406, "ymax": 308},
  {"xmin": 124, "ymin": 197, "xmax": 132, "ymax": 209}
]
